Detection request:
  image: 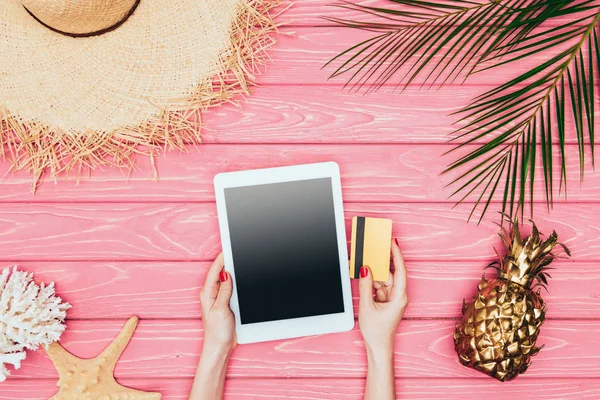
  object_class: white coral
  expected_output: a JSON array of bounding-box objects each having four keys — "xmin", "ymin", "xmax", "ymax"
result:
[{"xmin": 0, "ymin": 266, "xmax": 70, "ymax": 382}]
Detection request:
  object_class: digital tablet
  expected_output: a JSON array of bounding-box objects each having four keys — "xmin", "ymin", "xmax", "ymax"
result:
[{"xmin": 214, "ymin": 162, "xmax": 354, "ymax": 344}]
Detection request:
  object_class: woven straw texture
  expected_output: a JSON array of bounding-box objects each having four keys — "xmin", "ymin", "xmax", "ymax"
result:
[{"xmin": 0, "ymin": 0, "xmax": 281, "ymax": 189}]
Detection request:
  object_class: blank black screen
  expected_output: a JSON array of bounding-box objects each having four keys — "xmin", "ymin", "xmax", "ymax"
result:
[{"xmin": 224, "ymin": 178, "xmax": 345, "ymax": 325}]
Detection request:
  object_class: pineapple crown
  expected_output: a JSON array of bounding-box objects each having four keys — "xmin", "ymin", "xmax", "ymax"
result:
[{"xmin": 490, "ymin": 217, "xmax": 571, "ymax": 289}]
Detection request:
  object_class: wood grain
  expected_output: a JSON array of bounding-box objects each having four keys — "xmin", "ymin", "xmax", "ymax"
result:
[
  {"xmin": 0, "ymin": 86, "xmax": 587, "ymax": 157},
  {"xmin": 0, "ymin": 203, "xmax": 593, "ymax": 261},
  {"xmin": 282, "ymin": 1, "xmax": 589, "ymax": 28},
  {"xmin": 201, "ymin": 85, "xmax": 597, "ymax": 144},
  {"xmin": 1, "ymin": 143, "xmax": 597, "ymax": 202},
  {"xmin": 3, "ymin": 378, "xmax": 600, "ymax": 400},
  {"xmin": 258, "ymin": 28, "xmax": 596, "ymax": 86},
  {"xmin": 13, "ymin": 319, "xmax": 600, "ymax": 379},
  {"xmin": 2, "ymin": 7, "xmax": 598, "ymax": 399},
  {"xmin": 18, "ymin": 260, "xmax": 599, "ymax": 320}
]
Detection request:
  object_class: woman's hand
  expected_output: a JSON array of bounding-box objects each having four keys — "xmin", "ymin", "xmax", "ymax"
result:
[
  {"xmin": 358, "ymin": 238, "xmax": 409, "ymax": 400},
  {"xmin": 199, "ymin": 253, "xmax": 236, "ymax": 353},
  {"xmin": 359, "ymin": 238, "xmax": 409, "ymax": 353},
  {"xmin": 189, "ymin": 253, "xmax": 236, "ymax": 400}
]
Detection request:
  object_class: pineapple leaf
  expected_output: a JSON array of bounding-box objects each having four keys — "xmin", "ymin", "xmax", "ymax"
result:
[
  {"xmin": 558, "ymin": 242, "xmax": 572, "ymax": 256},
  {"xmin": 486, "ymin": 260, "xmax": 501, "ymax": 271},
  {"xmin": 531, "ymin": 254, "xmax": 558, "ymax": 277},
  {"xmin": 532, "ymin": 282, "xmax": 549, "ymax": 292},
  {"xmin": 493, "ymin": 218, "xmax": 569, "ymax": 283}
]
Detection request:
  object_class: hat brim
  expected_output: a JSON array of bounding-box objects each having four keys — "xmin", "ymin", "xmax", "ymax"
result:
[{"xmin": 0, "ymin": 0, "xmax": 280, "ymax": 189}]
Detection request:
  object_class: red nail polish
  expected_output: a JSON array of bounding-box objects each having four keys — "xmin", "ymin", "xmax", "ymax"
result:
[
  {"xmin": 220, "ymin": 271, "xmax": 228, "ymax": 282},
  {"xmin": 394, "ymin": 237, "xmax": 400, "ymax": 246},
  {"xmin": 360, "ymin": 266, "xmax": 368, "ymax": 278}
]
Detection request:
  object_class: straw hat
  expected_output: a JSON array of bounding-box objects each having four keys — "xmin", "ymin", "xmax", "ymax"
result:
[{"xmin": 0, "ymin": 0, "xmax": 280, "ymax": 188}]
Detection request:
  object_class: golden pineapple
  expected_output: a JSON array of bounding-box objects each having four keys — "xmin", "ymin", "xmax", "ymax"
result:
[{"xmin": 454, "ymin": 219, "xmax": 569, "ymax": 381}]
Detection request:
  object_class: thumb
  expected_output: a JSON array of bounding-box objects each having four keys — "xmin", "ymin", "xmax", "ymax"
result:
[
  {"xmin": 358, "ymin": 266, "xmax": 374, "ymax": 309},
  {"xmin": 215, "ymin": 271, "xmax": 233, "ymax": 308}
]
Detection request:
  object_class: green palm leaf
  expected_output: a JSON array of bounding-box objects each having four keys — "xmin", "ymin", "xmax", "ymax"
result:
[
  {"xmin": 324, "ymin": 0, "xmax": 600, "ymax": 222},
  {"xmin": 324, "ymin": 0, "xmax": 580, "ymax": 90},
  {"xmin": 445, "ymin": 5, "xmax": 600, "ymax": 222}
]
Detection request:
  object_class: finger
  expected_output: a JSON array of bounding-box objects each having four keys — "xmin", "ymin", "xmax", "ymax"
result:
[
  {"xmin": 374, "ymin": 273, "xmax": 393, "ymax": 289},
  {"xmin": 375, "ymin": 286, "xmax": 388, "ymax": 303},
  {"xmin": 358, "ymin": 266, "xmax": 374, "ymax": 309},
  {"xmin": 201, "ymin": 253, "xmax": 224, "ymax": 303},
  {"xmin": 384, "ymin": 271, "xmax": 394, "ymax": 286},
  {"xmin": 390, "ymin": 239, "xmax": 408, "ymax": 301},
  {"xmin": 374, "ymin": 272, "xmax": 393, "ymax": 301},
  {"xmin": 215, "ymin": 271, "xmax": 233, "ymax": 308}
]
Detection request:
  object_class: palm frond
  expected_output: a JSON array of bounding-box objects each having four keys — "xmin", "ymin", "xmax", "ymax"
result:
[
  {"xmin": 445, "ymin": 7, "xmax": 600, "ymax": 223},
  {"xmin": 325, "ymin": 0, "xmax": 600, "ymax": 222},
  {"xmin": 324, "ymin": 0, "xmax": 579, "ymax": 90}
]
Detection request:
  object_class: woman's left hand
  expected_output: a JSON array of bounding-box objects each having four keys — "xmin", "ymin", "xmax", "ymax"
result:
[
  {"xmin": 199, "ymin": 253, "xmax": 236, "ymax": 353},
  {"xmin": 189, "ymin": 253, "xmax": 236, "ymax": 400}
]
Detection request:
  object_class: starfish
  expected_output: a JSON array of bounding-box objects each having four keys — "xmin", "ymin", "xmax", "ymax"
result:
[{"xmin": 45, "ymin": 316, "xmax": 161, "ymax": 400}]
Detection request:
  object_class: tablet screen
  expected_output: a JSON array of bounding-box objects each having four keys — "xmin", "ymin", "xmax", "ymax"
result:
[{"xmin": 224, "ymin": 178, "xmax": 345, "ymax": 325}]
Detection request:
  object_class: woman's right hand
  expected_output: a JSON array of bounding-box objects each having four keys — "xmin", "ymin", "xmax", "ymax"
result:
[
  {"xmin": 199, "ymin": 253, "xmax": 236, "ymax": 354},
  {"xmin": 358, "ymin": 238, "xmax": 409, "ymax": 355}
]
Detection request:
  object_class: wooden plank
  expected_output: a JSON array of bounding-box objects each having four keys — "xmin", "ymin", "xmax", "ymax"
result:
[
  {"xmin": 3, "ymin": 377, "xmax": 600, "ymax": 400},
  {"xmin": 181, "ymin": 85, "xmax": 466, "ymax": 143},
  {"xmin": 12, "ymin": 319, "xmax": 600, "ymax": 379},
  {"xmin": 260, "ymin": 28, "xmax": 595, "ymax": 86},
  {"xmin": 284, "ymin": 0, "xmax": 423, "ymax": 26},
  {"xmin": 283, "ymin": 1, "xmax": 590, "ymax": 28},
  {"xmin": 203, "ymin": 85, "xmax": 598, "ymax": 144},
  {"xmin": 21, "ymin": 260, "xmax": 598, "ymax": 320},
  {"xmin": 1, "ymin": 143, "xmax": 597, "ymax": 202},
  {"xmin": 0, "ymin": 202, "xmax": 594, "ymax": 262}
]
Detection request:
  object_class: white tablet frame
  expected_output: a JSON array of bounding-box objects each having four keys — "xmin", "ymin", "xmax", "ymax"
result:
[{"xmin": 214, "ymin": 162, "xmax": 354, "ymax": 344}]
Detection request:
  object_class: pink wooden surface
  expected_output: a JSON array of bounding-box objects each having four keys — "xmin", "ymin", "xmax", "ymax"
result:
[
  {"xmin": 11, "ymin": 319, "xmax": 600, "ymax": 379},
  {"xmin": 20, "ymin": 260, "xmax": 599, "ymax": 319},
  {"xmin": 3, "ymin": 378, "xmax": 600, "ymax": 400},
  {"xmin": 5, "ymin": 319, "xmax": 600, "ymax": 381},
  {"xmin": 2, "ymin": 2, "xmax": 599, "ymax": 399}
]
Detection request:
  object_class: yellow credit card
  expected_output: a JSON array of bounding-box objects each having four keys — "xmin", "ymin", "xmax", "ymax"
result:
[{"xmin": 350, "ymin": 216, "xmax": 392, "ymax": 282}]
